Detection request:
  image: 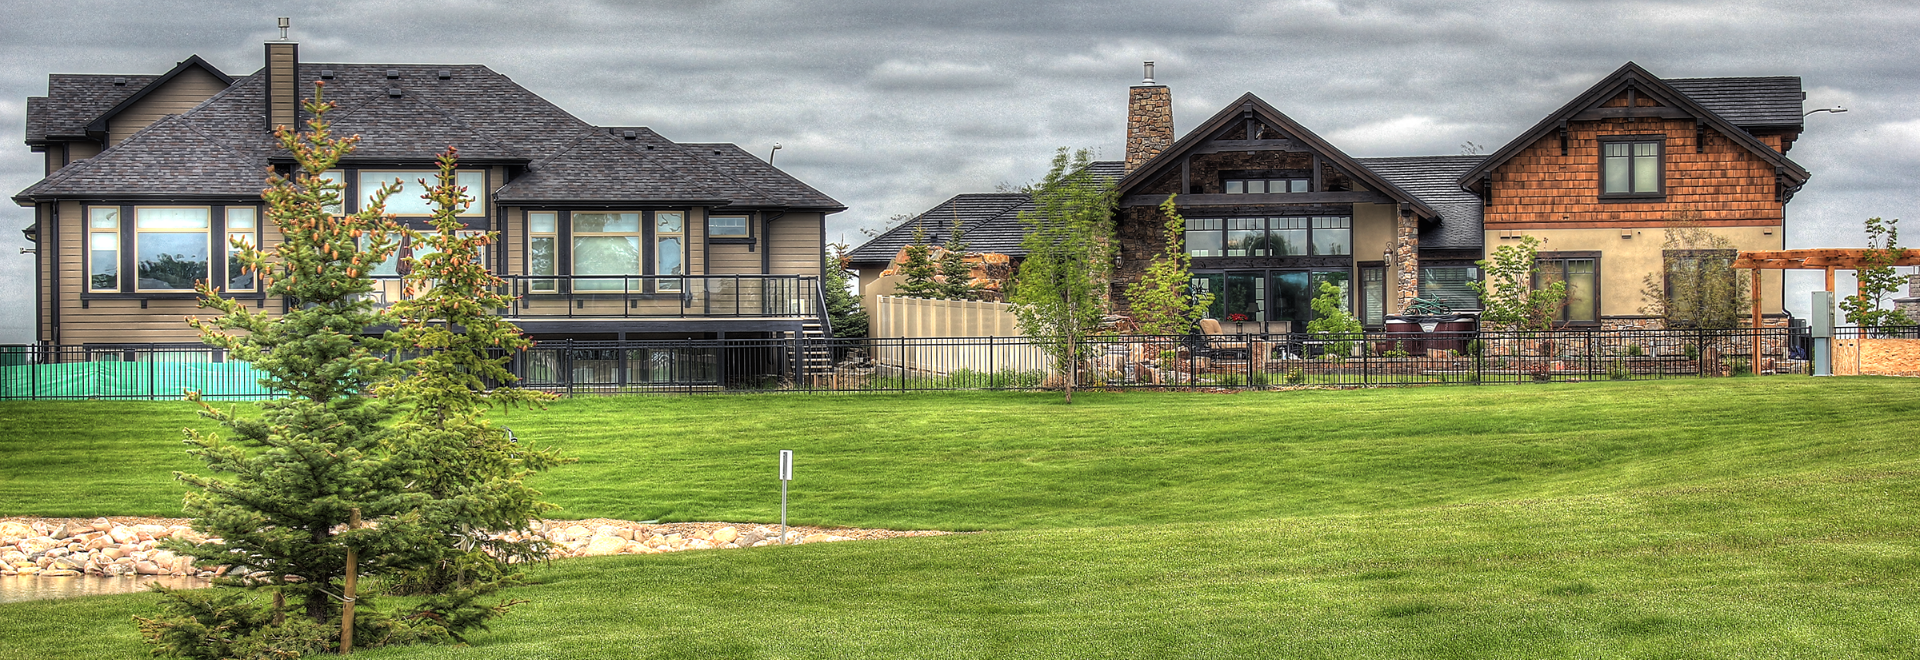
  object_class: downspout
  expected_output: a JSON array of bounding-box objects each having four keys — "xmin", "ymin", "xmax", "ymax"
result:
[{"xmin": 48, "ymin": 202, "xmax": 59, "ymax": 348}]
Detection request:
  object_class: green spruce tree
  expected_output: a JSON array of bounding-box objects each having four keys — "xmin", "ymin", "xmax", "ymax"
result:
[
  {"xmin": 893, "ymin": 225, "xmax": 942, "ymax": 299},
  {"xmin": 934, "ymin": 222, "xmax": 981, "ymax": 301},
  {"xmin": 1124, "ymin": 194, "xmax": 1212, "ymax": 335},
  {"xmin": 378, "ymin": 149, "xmax": 570, "ymax": 595},
  {"xmin": 156, "ymin": 86, "xmax": 424, "ymax": 649},
  {"xmin": 824, "ymin": 242, "xmax": 869, "ymax": 338}
]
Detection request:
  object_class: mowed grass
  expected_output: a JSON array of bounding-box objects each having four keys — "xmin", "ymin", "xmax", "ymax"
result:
[
  {"xmin": 1, "ymin": 378, "xmax": 1918, "ymax": 658},
  {"xmin": 1, "ymin": 378, "xmax": 1915, "ymax": 530}
]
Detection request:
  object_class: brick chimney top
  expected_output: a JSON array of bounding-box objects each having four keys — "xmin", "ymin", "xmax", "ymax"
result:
[{"xmin": 1125, "ymin": 62, "xmax": 1172, "ymax": 174}]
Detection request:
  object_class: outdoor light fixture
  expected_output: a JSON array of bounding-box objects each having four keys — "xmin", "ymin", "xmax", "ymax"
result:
[{"xmin": 1804, "ymin": 106, "xmax": 1847, "ymax": 117}]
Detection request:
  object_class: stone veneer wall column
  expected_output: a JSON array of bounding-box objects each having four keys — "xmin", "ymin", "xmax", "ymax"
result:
[
  {"xmin": 1896, "ymin": 273, "xmax": 1920, "ymax": 324},
  {"xmin": 1394, "ymin": 207, "xmax": 1419, "ymax": 310},
  {"xmin": 1125, "ymin": 83, "xmax": 1173, "ymax": 173}
]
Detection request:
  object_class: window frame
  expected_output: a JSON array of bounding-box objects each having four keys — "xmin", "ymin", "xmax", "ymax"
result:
[
  {"xmin": 526, "ymin": 210, "xmax": 560, "ymax": 292},
  {"xmin": 1185, "ymin": 215, "xmax": 1352, "ymax": 259},
  {"xmin": 707, "ymin": 214, "xmax": 751, "ymax": 241},
  {"xmin": 86, "ymin": 206, "xmax": 121, "ymax": 293},
  {"xmin": 356, "ymin": 169, "xmax": 488, "ymax": 217},
  {"xmin": 1359, "ymin": 264, "xmax": 1387, "ymax": 327},
  {"xmin": 1597, "ymin": 135, "xmax": 1665, "ymax": 200},
  {"xmin": 1534, "ymin": 251, "xmax": 1601, "ymax": 325},
  {"xmin": 224, "ymin": 206, "xmax": 260, "ymax": 293},
  {"xmin": 131, "ymin": 206, "xmax": 213, "ymax": 294},
  {"xmin": 569, "ymin": 211, "xmax": 646, "ymax": 292}
]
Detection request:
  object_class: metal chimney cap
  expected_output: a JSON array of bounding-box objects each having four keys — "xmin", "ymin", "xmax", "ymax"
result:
[
  {"xmin": 276, "ymin": 17, "xmax": 290, "ymax": 40},
  {"xmin": 1142, "ymin": 61, "xmax": 1155, "ymax": 84}
]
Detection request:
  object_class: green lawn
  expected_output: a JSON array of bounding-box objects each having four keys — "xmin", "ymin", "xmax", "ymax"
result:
[{"xmin": 2, "ymin": 378, "xmax": 1918, "ymax": 658}]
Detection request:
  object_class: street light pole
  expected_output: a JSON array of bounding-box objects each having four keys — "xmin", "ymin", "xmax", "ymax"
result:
[{"xmin": 1804, "ymin": 106, "xmax": 1847, "ymax": 117}]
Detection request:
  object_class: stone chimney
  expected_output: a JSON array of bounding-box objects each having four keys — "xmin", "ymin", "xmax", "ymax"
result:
[
  {"xmin": 1897, "ymin": 273, "xmax": 1920, "ymax": 324},
  {"xmin": 264, "ymin": 18, "xmax": 299, "ymax": 132},
  {"xmin": 1125, "ymin": 62, "xmax": 1173, "ymax": 173}
]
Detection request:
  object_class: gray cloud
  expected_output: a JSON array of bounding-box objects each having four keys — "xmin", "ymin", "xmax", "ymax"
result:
[{"xmin": 2, "ymin": 0, "xmax": 1917, "ymax": 341}]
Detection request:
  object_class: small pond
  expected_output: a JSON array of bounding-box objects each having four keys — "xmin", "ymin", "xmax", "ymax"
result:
[{"xmin": 0, "ymin": 575, "xmax": 210, "ymax": 604}]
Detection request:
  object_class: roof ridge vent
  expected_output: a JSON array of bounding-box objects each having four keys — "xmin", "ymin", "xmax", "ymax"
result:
[
  {"xmin": 388, "ymin": 87, "xmax": 403, "ymax": 98},
  {"xmin": 386, "ymin": 69, "xmax": 399, "ymax": 79},
  {"xmin": 622, "ymin": 130, "xmax": 637, "ymax": 139}
]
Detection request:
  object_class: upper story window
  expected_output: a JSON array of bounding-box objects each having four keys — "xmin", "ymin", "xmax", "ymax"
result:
[
  {"xmin": 572, "ymin": 212, "xmax": 642, "ymax": 291},
  {"xmin": 133, "ymin": 207, "xmax": 211, "ymax": 292},
  {"xmin": 709, "ymin": 215, "xmax": 748, "ymax": 237},
  {"xmin": 655, "ymin": 212, "xmax": 685, "ymax": 291},
  {"xmin": 1601, "ymin": 138, "xmax": 1662, "ymax": 197},
  {"xmin": 1224, "ymin": 178, "xmax": 1309, "ymax": 194},
  {"xmin": 358, "ymin": 170, "xmax": 486, "ymax": 215},
  {"xmin": 1186, "ymin": 216, "xmax": 1350, "ymax": 258},
  {"xmin": 88, "ymin": 207, "xmax": 119, "ymax": 292},
  {"xmin": 317, "ymin": 170, "xmax": 346, "ymax": 215}
]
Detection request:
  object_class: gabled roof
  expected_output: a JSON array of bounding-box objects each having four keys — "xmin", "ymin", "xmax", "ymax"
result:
[
  {"xmin": 1117, "ymin": 92, "xmax": 1439, "ymax": 220},
  {"xmin": 80, "ymin": 55, "xmax": 232, "ymax": 136},
  {"xmin": 1356, "ymin": 155, "xmax": 1485, "ymax": 250},
  {"xmin": 15, "ymin": 59, "xmax": 843, "ymax": 212},
  {"xmin": 1458, "ymin": 62, "xmax": 1810, "ymax": 192},
  {"xmin": 846, "ymin": 161, "xmax": 1123, "ymax": 265},
  {"xmin": 26, "ymin": 74, "xmax": 158, "ymax": 144},
  {"xmin": 18, "ymin": 114, "xmax": 265, "ymax": 199}
]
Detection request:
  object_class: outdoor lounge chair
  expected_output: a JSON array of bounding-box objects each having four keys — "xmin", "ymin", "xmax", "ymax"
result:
[{"xmin": 1195, "ymin": 318, "xmax": 1252, "ymax": 360}]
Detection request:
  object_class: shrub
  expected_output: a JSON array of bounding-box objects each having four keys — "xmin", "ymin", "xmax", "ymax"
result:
[
  {"xmin": 1285, "ymin": 368, "xmax": 1307, "ymax": 385},
  {"xmin": 1606, "ymin": 360, "xmax": 1630, "ymax": 380}
]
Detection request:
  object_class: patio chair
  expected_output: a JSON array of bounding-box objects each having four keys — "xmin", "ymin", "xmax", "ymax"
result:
[{"xmin": 1195, "ymin": 318, "xmax": 1252, "ymax": 360}]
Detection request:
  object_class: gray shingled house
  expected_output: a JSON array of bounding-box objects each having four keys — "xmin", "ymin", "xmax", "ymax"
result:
[
  {"xmin": 17, "ymin": 31, "xmax": 844, "ymax": 356},
  {"xmin": 853, "ymin": 62, "xmax": 1808, "ymax": 334}
]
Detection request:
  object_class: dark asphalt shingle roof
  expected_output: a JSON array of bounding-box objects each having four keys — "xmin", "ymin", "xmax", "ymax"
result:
[
  {"xmin": 846, "ymin": 161, "xmax": 1124, "ymax": 264},
  {"xmin": 25, "ymin": 74, "xmax": 156, "ymax": 142},
  {"xmin": 1666, "ymin": 77, "xmax": 1804, "ymax": 129},
  {"xmin": 1355, "ymin": 155, "xmax": 1486, "ymax": 250},
  {"xmin": 18, "ymin": 62, "xmax": 841, "ymax": 211},
  {"xmin": 494, "ymin": 130, "xmax": 723, "ymax": 204}
]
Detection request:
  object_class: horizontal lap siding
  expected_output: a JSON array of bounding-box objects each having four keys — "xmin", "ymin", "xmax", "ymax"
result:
[
  {"xmin": 1486, "ymin": 118, "xmax": 1784, "ymax": 228},
  {"xmin": 708, "ymin": 244, "xmax": 758, "ymax": 275},
  {"xmin": 767, "ymin": 213, "xmax": 821, "ymax": 277},
  {"xmin": 107, "ymin": 68, "xmax": 228, "ymax": 146}
]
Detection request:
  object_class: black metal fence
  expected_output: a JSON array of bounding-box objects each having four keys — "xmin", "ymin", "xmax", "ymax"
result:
[{"xmin": 12, "ymin": 325, "xmax": 1909, "ymax": 400}]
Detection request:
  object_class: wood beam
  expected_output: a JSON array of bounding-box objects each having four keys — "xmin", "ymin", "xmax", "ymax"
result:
[
  {"xmin": 1120, "ymin": 191, "xmax": 1394, "ymax": 207},
  {"xmin": 1185, "ymin": 139, "xmax": 1313, "ymax": 156},
  {"xmin": 1571, "ymin": 106, "xmax": 1694, "ymax": 121}
]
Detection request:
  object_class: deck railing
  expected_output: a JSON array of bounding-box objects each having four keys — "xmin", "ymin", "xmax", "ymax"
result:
[
  {"xmin": 8, "ymin": 325, "xmax": 1913, "ymax": 400},
  {"xmin": 359, "ymin": 274, "xmax": 820, "ymax": 319}
]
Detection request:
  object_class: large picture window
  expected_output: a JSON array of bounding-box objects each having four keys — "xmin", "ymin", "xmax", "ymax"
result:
[
  {"xmin": 1601, "ymin": 139, "xmax": 1662, "ymax": 196},
  {"xmin": 1418, "ymin": 266, "xmax": 1481, "ymax": 311},
  {"xmin": 1536, "ymin": 256, "xmax": 1599, "ymax": 323},
  {"xmin": 572, "ymin": 212, "xmax": 642, "ymax": 291},
  {"xmin": 88, "ymin": 207, "xmax": 119, "ymax": 292},
  {"xmin": 1186, "ymin": 216, "xmax": 1350, "ymax": 258},
  {"xmin": 1192, "ymin": 269, "xmax": 1350, "ymax": 329},
  {"xmin": 134, "ymin": 207, "xmax": 210, "ymax": 292},
  {"xmin": 359, "ymin": 170, "xmax": 486, "ymax": 215}
]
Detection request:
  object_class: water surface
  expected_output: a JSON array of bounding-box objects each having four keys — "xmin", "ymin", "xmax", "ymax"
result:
[{"xmin": 0, "ymin": 575, "xmax": 210, "ymax": 604}]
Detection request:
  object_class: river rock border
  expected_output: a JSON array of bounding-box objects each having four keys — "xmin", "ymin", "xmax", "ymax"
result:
[{"xmin": 3, "ymin": 516, "xmax": 954, "ymax": 579}]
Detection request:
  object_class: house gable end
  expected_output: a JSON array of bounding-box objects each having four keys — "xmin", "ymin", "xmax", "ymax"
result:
[
  {"xmin": 1115, "ymin": 93, "xmax": 1436, "ymax": 219},
  {"xmin": 1458, "ymin": 62, "xmax": 1810, "ymax": 195},
  {"xmin": 82, "ymin": 55, "xmax": 232, "ymax": 141}
]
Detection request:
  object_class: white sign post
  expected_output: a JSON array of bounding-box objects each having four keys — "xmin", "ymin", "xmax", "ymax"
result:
[{"xmin": 778, "ymin": 450, "xmax": 793, "ymax": 545}]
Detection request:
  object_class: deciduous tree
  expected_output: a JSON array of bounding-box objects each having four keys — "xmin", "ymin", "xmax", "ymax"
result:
[
  {"xmin": 1009, "ymin": 148, "xmax": 1117, "ymax": 404},
  {"xmin": 1124, "ymin": 194, "xmax": 1211, "ymax": 335}
]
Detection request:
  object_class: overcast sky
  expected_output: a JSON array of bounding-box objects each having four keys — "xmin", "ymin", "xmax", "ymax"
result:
[{"xmin": 3, "ymin": 0, "xmax": 1917, "ymax": 342}]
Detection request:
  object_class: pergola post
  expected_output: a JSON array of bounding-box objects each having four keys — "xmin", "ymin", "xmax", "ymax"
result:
[{"xmin": 1751, "ymin": 267, "xmax": 1762, "ymax": 370}]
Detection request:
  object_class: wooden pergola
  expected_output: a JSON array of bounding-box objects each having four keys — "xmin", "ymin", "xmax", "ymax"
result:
[{"xmin": 1732, "ymin": 248, "xmax": 1920, "ymax": 366}]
